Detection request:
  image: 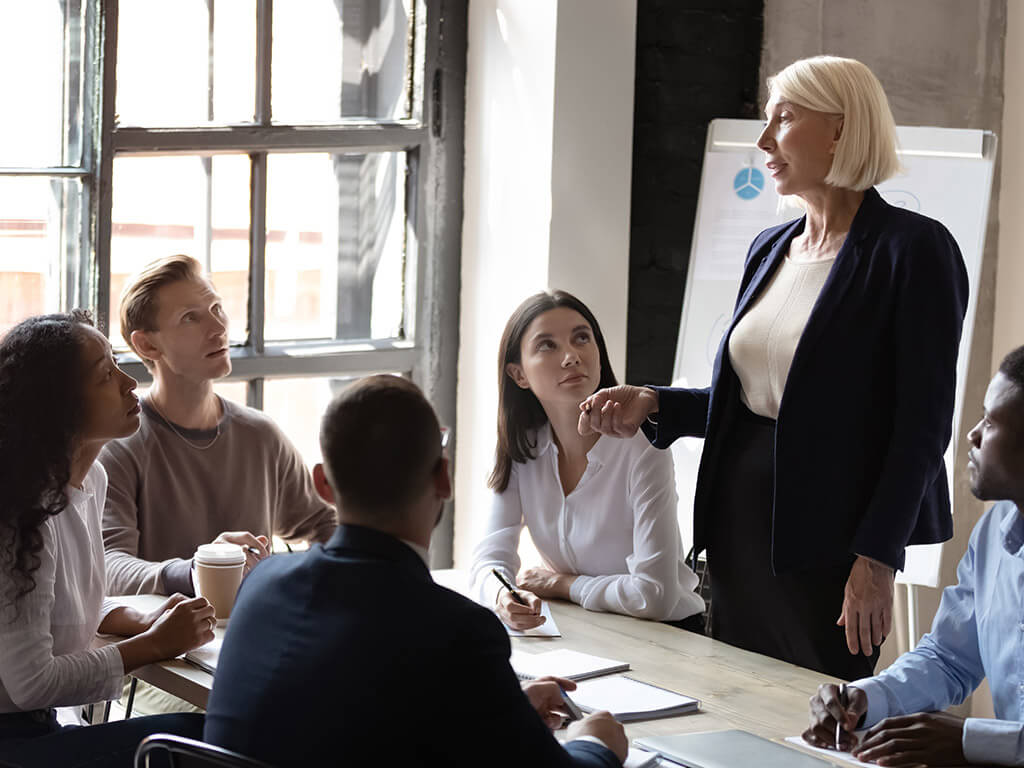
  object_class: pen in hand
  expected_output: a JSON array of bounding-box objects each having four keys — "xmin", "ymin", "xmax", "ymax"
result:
[
  {"xmin": 560, "ymin": 686, "xmax": 584, "ymax": 723},
  {"xmin": 491, "ymin": 568, "xmax": 528, "ymax": 606},
  {"xmin": 835, "ymin": 683, "xmax": 848, "ymax": 751}
]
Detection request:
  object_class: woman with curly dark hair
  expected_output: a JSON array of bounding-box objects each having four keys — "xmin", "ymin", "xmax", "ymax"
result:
[{"xmin": 0, "ymin": 311, "xmax": 216, "ymax": 768}]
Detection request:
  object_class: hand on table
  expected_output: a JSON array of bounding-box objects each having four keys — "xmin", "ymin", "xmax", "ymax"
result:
[
  {"xmin": 522, "ymin": 677, "xmax": 577, "ymax": 729},
  {"xmin": 496, "ymin": 588, "xmax": 546, "ymax": 631},
  {"xmin": 803, "ymin": 683, "xmax": 868, "ymax": 752},
  {"xmin": 578, "ymin": 385, "xmax": 658, "ymax": 438},
  {"xmin": 518, "ymin": 567, "xmax": 575, "ymax": 601},
  {"xmin": 566, "ymin": 711, "xmax": 628, "ymax": 763},
  {"xmin": 838, "ymin": 555, "xmax": 895, "ymax": 655},
  {"xmin": 143, "ymin": 596, "xmax": 216, "ymax": 659},
  {"xmin": 852, "ymin": 711, "xmax": 966, "ymax": 767},
  {"xmin": 213, "ymin": 531, "xmax": 271, "ymax": 571}
]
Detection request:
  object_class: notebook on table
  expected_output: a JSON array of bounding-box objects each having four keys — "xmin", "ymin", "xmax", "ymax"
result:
[
  {"xmin": 570, "ymin": 676, "xmax": 699, "ymax": 722},
  {"xmin": 633, "ymin": 729, "xmax": 834, "ymax": 767},
  {"xmin": 510, "ymin": 648, "xmax": 629, "ymax": 681},
  {"xmin": 184, "ymin": 636, "xmax": 222, "ymax": 674}
]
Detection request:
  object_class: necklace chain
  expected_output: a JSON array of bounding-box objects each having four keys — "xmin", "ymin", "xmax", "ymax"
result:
[{"xmin": 148, "ymin": 397, "xmax": 222, "ymax": 451}]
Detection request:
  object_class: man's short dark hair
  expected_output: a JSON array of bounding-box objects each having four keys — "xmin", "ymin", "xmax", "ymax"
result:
[
  {"xmin": 1000, "ymin": 345, "xmax": 1024, "ymax": 392},
  {"xmin": 319, "ymin": 375, "xmax": 441, "ymax": 519}
]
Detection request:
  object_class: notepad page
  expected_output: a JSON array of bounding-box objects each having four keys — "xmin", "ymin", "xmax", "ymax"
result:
[
  {"xmin": 504, "ymin": 601, "xmax": 561, "ymax": 637},
  {"xmin": 572, "ymin": 676, "xmax": 696, "ymax": 715},
  {"xmin": 784, "ymin": 735, "xmax": 874, "ymax": 767},
  {"xmin": 510, "ymin": 648, "xmax": 629, "ymax": 680}
]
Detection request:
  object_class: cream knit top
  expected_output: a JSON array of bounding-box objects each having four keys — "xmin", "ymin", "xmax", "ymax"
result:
[{"xmin": 728, "ymin": 255, "xmax": 835, "ymax": 419}]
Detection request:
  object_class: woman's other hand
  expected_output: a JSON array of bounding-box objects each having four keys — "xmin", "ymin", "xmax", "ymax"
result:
[
  {"xmin": 496, "ymin": 588, "xmax": 546, "ymax": 631},
  {"xmin": 518, "ymin": 567, "xmax": 575, "ymax": 600},
  {"xmin": 578, "ymin": 385, "xmax": 659, "ymax": 438},
  {"xmin": 838, "ymin": 555, "xmax": 895, "ymax": 656},
  {"xmin": 144, "ymin": 596, "xmax": 217, "ymax": 659}
]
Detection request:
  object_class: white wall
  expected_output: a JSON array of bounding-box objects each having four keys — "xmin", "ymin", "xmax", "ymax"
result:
[{"xmin": 455, "ymin": 0, "xmax": 636, "ymax": 568}]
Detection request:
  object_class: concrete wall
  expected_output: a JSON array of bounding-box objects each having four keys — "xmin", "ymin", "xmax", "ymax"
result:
[
  {"xmin": 762, "ymin": 0, "xmax": 1007, "ymax": 717},
  {"xmin": 996, "ymin": 2, "xmax": 1024, "ymax": 365},
  {"xmin": 627, "ymin": 0, "xmax": 763, "ymax": 386},
  {"xmin": 455, "ymin": 1, "xmax": 636, "ymax": 569}
]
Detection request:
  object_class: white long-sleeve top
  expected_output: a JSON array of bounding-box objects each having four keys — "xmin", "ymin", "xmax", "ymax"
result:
[
  {"xmin": 470, "ymin": 425, "xmax": 704, "ymax": 622},
  {"xmin": 0, "ymin": 462, "xmax": 124, "ymax": 713}
]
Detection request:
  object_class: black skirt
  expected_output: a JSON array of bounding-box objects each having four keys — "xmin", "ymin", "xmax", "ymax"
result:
[{"xmin": 705, "ymin": 404, "xmax": 879, "ymax": 680}]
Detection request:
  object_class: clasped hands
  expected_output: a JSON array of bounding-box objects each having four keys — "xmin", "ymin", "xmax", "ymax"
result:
[{"xmin": 805, "ymin": 683, "xmax": 966, "ymax": 767}]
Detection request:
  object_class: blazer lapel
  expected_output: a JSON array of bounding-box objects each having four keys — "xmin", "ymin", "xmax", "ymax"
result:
[
  {"xmin": 732, "ymin": 217, "xmax": 802, "ymax": 322},
  {"xmin": 783, "ymin": 188, "xmax": 883, "ymax": 390}
]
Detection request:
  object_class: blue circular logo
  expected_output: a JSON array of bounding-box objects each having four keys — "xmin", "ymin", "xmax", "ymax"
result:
[{"xmin": 733, "ymin": 167, "xmax": 764, "ymax": 200}]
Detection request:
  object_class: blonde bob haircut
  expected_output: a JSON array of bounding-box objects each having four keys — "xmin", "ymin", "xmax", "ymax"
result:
[{"xmin": 767, "ymin": 55, "xmax": 900, "ymax": 192}]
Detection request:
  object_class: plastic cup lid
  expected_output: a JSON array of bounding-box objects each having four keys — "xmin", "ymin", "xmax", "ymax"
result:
[{"xmin": 194, "ymin": 543, "xmax": 246, "ymax": 565}]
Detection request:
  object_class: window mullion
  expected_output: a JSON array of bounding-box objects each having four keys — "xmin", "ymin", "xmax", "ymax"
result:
[{"xmin": 93, "ymin": 0, "xmax": 120, "ymax": 334}]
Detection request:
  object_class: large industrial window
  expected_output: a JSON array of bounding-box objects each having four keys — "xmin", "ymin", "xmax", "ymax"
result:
[{"xmin": 0, "ymin": 0, "xmax": 464, "ymax": 563}]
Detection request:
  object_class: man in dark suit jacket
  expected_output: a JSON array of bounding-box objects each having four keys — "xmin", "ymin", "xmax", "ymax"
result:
[{"xmin": 204, "ymin": 375, "xmax": 626, "ymax": 767}]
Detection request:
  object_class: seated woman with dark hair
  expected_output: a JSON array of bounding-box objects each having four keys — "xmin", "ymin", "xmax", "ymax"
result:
[
  {"xmin": 0, "ymin": 311, "xmax": 216, "ymax": 768},
  {"xmin": 470, "ymin": 291, "xmax": 704, "ymax": 631}
]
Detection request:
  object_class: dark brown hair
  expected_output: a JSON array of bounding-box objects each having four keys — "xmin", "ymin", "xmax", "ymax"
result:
[
  {"xmin": 488, "ymin": 290, "xmax": 617, "ymax": 492},
  {"xmin": 0, "ymin": 310, "xmax": 94, "ymax": 607},
  {"xmin": 319, "ymin": 375, "xmax": 442, "ymax": 520}
]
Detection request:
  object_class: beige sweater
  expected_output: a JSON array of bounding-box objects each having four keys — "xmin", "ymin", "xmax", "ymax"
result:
[
  {"xmin": 728, "ymin": 255, "xmax": 835, "ymax": 419},
  {"xmin": 100, "ymin": 397, "xmax": 337, "ymax": 596}
]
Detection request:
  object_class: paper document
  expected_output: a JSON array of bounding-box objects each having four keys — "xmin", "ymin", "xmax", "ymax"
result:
[
  {"xmin": 784, "ymin": 736, "xmax": 875, "ymax": 767},
  {"xmin": 511, "ymin": 648, "xmax": 629, "ymax": 681},
  {"xmin": 623, "ymin": 747, "xmax": 661, "ymax": 768},
  {"xmin": 184, "ymin": 636, "xmax": 222, "ymax": 674},
  {"xmin": 571, "ymin": 676, "xmax": 699, "ymax": 722},
  {"xmin": 503, "ymin": 601, "xmax": 560, "ymax": 637}
]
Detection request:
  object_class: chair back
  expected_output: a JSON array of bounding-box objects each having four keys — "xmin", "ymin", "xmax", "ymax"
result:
[{"xmin": 135, "ymin": 733, "xmax": 277, "ymax": 768}]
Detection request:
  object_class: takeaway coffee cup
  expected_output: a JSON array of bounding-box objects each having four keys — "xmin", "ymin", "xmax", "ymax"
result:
[{"xmin": 193, "ymin": 543, "xmax": 246, "ymax": 623}]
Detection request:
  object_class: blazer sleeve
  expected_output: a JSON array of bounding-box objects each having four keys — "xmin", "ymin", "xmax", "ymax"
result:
[
  {"xmin": 449, "ymin": 607, "xmax": 621, "ymax": 768},
  {"xmin": 640, "ymin": 224, "xmax": 784, "ymax": 450},
  {"xmin": 851, "ymin": 223, "xmax": 968, "ymax": 569}
]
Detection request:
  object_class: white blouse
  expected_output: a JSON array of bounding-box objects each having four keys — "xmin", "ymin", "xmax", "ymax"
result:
[
  {"xmin": 0, "ymin": 462, "xmax": 124, "ymax": 712},
  {"xmin": 470, "ymin": 425, "xmax": 704, "ymax": 622}
]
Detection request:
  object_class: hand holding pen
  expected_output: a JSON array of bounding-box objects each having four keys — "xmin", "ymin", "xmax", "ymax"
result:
[
  {"xmin": 492, "ymin": 568, "xmax": 545, "ymax": 631},
  {"xmin": 802, "ymin": 682, "xmax": 867, "ymax": 752}
]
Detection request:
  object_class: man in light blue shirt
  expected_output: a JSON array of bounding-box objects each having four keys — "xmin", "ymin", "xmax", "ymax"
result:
[{"xmin": 803, "ymin": 344, "xmax": 1024, "ymax": 767}]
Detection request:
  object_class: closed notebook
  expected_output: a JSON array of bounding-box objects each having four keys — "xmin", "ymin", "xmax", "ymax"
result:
[
  {"xmin": 184, "ymin": 636, "xmax": 222, "ymax": 674},
  {"xmin": 510, "ymin": 649, "xmax": 630, "ymax": 681},
  {"xmin": 570, "ymin": 676, "xmax": 699, "ymax": 722},
  {"xmin": 633, "ymin": 729, "xmax": 833, "ymax": 768}
]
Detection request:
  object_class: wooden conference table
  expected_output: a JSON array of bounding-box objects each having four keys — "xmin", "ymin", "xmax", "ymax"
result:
[{"xmin": 108, "ymin": 571, "xmax": 837, "ymax": 756}]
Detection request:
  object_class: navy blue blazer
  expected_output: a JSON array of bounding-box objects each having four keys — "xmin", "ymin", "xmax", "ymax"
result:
[
  {"xmin": 643, "ymin": 188, "xmax": 968, "ymax": 573},
  {"xmin": 204, "ymin": 524, "xmax": 619, "ymax": 768}
]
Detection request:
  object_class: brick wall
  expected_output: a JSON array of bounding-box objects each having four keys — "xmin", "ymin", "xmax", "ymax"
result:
[{"xmin": 626, "ymin": 0, "xmax": 763, "ymax": 384}]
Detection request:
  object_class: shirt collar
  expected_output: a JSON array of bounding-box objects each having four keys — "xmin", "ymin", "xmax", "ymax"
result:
[
  {"xmin": 400, "ymin": 538, "xmax": 430, "ymax": 567},
  {"xmin": 999, "ymin": 503, "xmax": 1024, "ymax": 555},
  {"xmin": 66, "ymin": 478, "xmax": 95, "ymax": 508},
  {"xmin": 533, "ymin": 422, "xmax": 611, "ymax": 468}
]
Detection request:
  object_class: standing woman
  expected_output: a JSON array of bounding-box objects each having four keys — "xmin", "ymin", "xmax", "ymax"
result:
[
  {"xmin": 580, "ymin": 56, "xmax": 968, "ymax": 680},
  {"xmin": 470, "ymin": 291, "xmax": 704, "ymax": 631},
  {"xmin": 0, "ymin": 311, "xmax": 216, "ymax": 768}
]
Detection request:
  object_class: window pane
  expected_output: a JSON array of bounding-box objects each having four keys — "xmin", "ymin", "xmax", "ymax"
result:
[
  {"xmin": 116, "ymin": 0, "xmax": 257, "ymax": 125},
  {"xmin": 0, "ymin": 177, "xmax": 82, "ymax": 333},
  {"xmin": 271, "ymin": 0, "xmax": 412, "ymax": 122},
  {"xmin": 0, "ymin": 1, "xmax": 83, "ymax": 166},
  {"xmin": 110, "ymin": 155, "xmax": 250, "ymax": 347},
  {"xmin": 263, "ymin": 375, "xmax": 403, "ymax": 470},
  {"xmin": 265, "ymin": 152, "xmax": 408, "ymax": 342}
]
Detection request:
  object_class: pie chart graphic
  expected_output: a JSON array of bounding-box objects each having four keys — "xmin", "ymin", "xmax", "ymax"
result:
[{"xmin": 734, "ymin": 167, "xmax": 764, "ymax": 200}]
